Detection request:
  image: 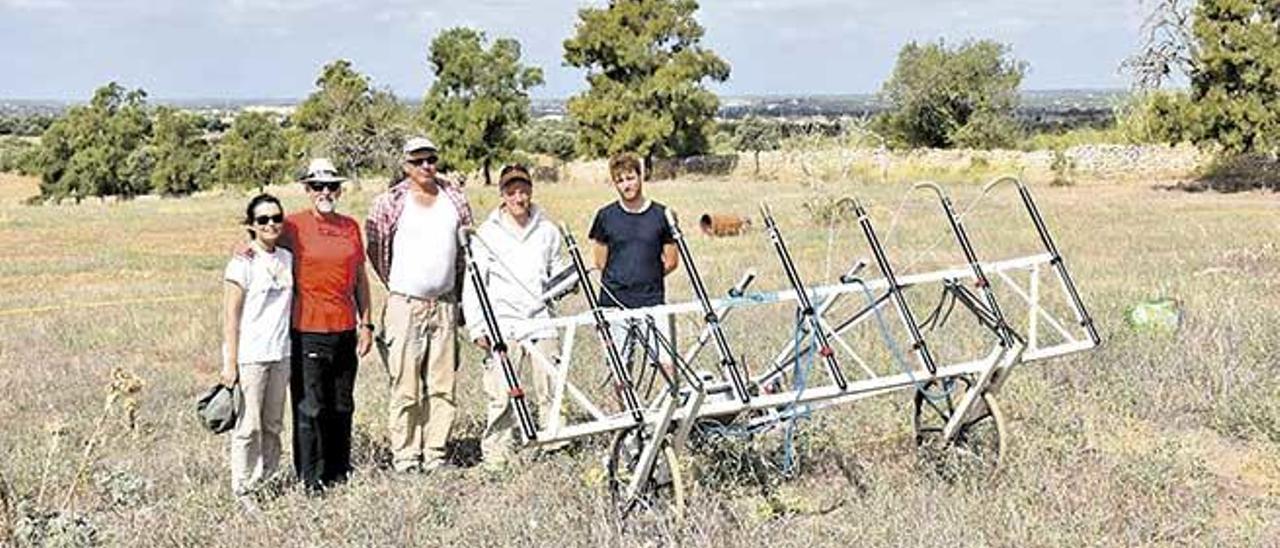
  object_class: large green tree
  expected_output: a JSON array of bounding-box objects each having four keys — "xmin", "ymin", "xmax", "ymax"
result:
[
  {"xmin": 1185, "ymin": 0, "xmax": 1280, "ymax": 156},
  {"xmin": 36, "ymin": 83, "xmax": 152, "ymax": 200},
  {"xmin": 563, "ymin": 0, "xmax": 730, "ymax": 162},
  {"xmin": 876, "ymin": 39, "xmax": 1026, "ymax": 149},
  {"xmin": 422, "ymin": 27, "xmax": 543, "ymax": 185},
  {"xmin": 215, "ymin": 112, "xmax": 292, "ymax": 191},
  {"xmin": 149, "ymin": 107, "xmax": 210, "ymax": 195},
  {"xmin": 294, "ymin": 59, "xmax": 407, "ymax": 180}
]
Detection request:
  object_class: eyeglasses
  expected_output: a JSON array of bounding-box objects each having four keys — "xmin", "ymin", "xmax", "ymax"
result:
[
  {"xmin": 406, "ymin": 156, "xmax": 439, "ymax": 167},
  {"xmin": 306, "ymin": 181, "xmax": 342, "ymax": 193},
  {"xmin": 254, "ymin": 213, "xmax": 285, "ymax": 226}
]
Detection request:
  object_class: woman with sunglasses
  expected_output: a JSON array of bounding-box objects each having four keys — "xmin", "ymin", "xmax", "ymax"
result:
[{"xmin": 221, "ymin": 193, "xmax": 293, "ymax": 506}]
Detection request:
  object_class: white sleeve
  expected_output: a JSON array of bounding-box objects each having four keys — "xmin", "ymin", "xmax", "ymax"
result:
[
  {"xmin": 547, "ymin": 225, "xmax": 570, "ymax": 279},
  {"xmin": 223, "ymin": 256, "xmax": 250, "ymax": 289}
]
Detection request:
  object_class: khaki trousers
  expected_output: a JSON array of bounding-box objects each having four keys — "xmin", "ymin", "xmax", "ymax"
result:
[
  {"xmin": 382, "ymin": 294, "xmax": 457, "ymax": 470},
  {"xmin": 230, "ymin": 359, "xmax": 289, "ymax": 496},
  {"xmin": 481, "ymin": 337, "xmax": 561, "ymax": 465}
]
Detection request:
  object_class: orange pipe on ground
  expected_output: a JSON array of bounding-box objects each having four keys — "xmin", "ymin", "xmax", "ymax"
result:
[{"xmin": 699, "ymin": 213, "xmax": 750, "ymax": 237}]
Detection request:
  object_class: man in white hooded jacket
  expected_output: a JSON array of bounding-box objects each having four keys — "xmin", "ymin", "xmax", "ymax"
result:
[{"xmin": 462, "ymin": 164, "xmax": 571, "ymax": 468}]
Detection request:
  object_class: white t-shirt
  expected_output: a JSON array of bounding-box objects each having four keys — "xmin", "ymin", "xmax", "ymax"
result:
[
  {"xmin": 223, "ymin": 244, "xmax": 294, "ymax": 364},
  {"xmin": 388, "ymin": 195, "xmax": 459, "ymax": 298}
]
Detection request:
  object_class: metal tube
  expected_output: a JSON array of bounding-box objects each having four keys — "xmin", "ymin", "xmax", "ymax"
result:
[
  {"xmin": 1014, "ymin": 182, "xmax": 1100, "ymax": 345},
  {"xmin": 665, "ymin": 209, "xmax": 751, "ymax": 403},
  {"xmin": 852, "ymin": 199, "xmax": 939, "ymax": 375},
  {"xmin": 559, "ymin": 224, "xmax": 645, "ymax": 423},
  {"xmin": 759, "ymin": 203, "xmax": 848, "ymax": 390},
  {"xmin": 913, "ymin": 182, "xmax": 1015, "ymax": 347},
  {"xmin": 459, "ymin": 228, "xmax": 539, "ymax": 441}
]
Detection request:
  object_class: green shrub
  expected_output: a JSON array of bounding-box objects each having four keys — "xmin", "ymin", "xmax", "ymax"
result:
[{"xmin": 877, "ymin": 39, "xmax": 1027, "ymax": 150}]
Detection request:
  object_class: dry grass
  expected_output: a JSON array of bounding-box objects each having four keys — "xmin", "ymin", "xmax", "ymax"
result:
[{"xmin": 1, "ymin": 169, "xmax": 1279, "ymax": 546}]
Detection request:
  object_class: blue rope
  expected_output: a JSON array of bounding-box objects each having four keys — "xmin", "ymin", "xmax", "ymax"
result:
[
  {"xmin": 780, "ymin": 308, "xmax": 816, "ymax": 476},
  {"xmin": 852, "ymin": 280, "xmax": 954, "ymax": 401}
]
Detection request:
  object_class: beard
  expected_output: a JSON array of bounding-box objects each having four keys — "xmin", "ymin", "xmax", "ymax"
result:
[{"xmin": 315, "ymin": 197, "xmax": 336, "ymax": 214}]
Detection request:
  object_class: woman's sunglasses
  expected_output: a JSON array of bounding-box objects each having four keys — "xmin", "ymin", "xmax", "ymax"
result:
[
  {"xmin": 406, "ymin": 155, "xmax": 439, "ymax": 167},
  {"xmin": 306, "ymin": 181, "xmax": 342, "ymax": 192},
  {"xmin": 254, "ymin": 214, "xmax": 285, "ymax": 226}
]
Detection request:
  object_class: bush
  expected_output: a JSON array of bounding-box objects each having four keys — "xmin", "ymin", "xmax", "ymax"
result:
[
  {"xmin": 1114, "ymin": 91, "xmax": 1195, "ymax": 146},
  {"xmin": 877, "ymin": 39, "xmax": 1027, "ymax": 150},
  {"xmin": 29, "ymin": 83, "xmax": 217, "ymax": 200},
  {"xmin": 519, "ymin": 118, "xmax": 578, "ymax": 163},
  {"xmin": 0, "ymin": 138, "xmax": 40, "ymax": 175}
]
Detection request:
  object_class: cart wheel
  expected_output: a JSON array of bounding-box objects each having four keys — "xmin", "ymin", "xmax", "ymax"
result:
[
  {"xmin": 912, "ymin": 376, "xmax": 1006, "ymax": 478},
  {"xmin": 606, "ymin": 426, "xmax": 686, "ymax": 520}
]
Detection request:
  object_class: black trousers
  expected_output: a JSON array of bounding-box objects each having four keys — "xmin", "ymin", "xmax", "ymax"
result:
[{"xmin": 291, "ymin": 330, "xmax": 358, "ymax": 491}]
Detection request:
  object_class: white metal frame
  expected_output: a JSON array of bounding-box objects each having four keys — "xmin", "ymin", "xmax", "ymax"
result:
[
  {"xmin": 475, "ymin": 177, "xmax": 1100, "ymax": 509},
  {"xmin": 507, "ymin": 250, "xmax": 1095, "ymax": 501}
]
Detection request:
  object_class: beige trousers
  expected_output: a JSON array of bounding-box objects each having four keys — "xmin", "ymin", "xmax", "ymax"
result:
[
  {"xmin": 229, "ymin": 359, "xmax": 289, "ymax": 496},
  {"xmin": 481, "ymin": 337, "xmax": 561, "ymax": 465},
  {"xmin": 382, "ymin": 294, "xmax": 457, "ymax": 470}
]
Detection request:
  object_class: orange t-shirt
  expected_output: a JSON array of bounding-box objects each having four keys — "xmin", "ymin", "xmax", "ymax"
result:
[{"xmin": 284, "ymin": 210, "xmax": 364, "ymax": 333}]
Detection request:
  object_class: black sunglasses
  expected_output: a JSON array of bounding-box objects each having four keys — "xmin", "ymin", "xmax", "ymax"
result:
[
  {"xmin": 406, "ymin": 155, "xmax": 439, "ymax": 167},
  {"xmin": 306, "ymin": 181, "xmax": 342, "ymax": 192},
  {"xmin": 254, "ymin": 213, "xmax": 285, "ymax": 226}
]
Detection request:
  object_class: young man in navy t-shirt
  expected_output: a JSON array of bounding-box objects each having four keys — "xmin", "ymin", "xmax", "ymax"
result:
[{"xmin": 588, "ymin": 153, "xmax": 678, "ymax": 362}]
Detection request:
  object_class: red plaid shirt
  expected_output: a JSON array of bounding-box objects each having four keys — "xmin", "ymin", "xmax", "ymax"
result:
[{"xmin": 365, "ymin": 177, "xmax": 473, "ymax": 289}]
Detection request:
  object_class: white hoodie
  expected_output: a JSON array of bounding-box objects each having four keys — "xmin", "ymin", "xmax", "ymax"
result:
[{"xmin": 462, "ymin": 204, "xmax": 568, "ymax": 343}]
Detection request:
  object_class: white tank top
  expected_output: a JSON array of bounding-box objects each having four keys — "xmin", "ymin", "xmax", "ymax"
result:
[{"xmin": 388, "ymin": 195, "xmax": 459, "ymax": 298}]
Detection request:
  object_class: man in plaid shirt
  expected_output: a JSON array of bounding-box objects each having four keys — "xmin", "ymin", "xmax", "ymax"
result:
[{"xmin": 366, "ymin": 136, "xmax": 473, "ymax": 473}]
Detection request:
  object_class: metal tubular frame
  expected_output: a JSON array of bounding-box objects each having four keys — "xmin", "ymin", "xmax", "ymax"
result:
[
  {"xmin": 450, "ymin": 178, "xmax": 1102, "ymax": 514},
  {"xmin": 914, "ymin": 182, "xmax": 1016, "ymax": 347}
]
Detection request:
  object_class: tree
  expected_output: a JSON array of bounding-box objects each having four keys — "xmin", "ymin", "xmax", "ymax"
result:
[
  {"xmin": 1184, "ymin": 0, "xmax": 1280, "ymax": 157},
  {"xmin": 149, "ymin": 107, "xmax": 209, "ymax": 195},
  {"xmin": 563, "ymin": 0, "xmax": 730, "ymax": 163},
  {"xmin": 1121, "ymin": 0, "xmax": 1280, "ymax": 158},
  {"xmin": 294, "ymin": 60, "xmax": 408, "ymax": 180},
  {"xmin": 876, "ymin": 40, "xmax": 1026, "ymax": 149},
  {"xmin": 422, "ymin": 28, "xmax": 543, "ymax": 185},
  {"xmin": 732, "ymin": 117, "xmax": 781, "ymax": 174},
  {"xmin": 215, "ymin": 112, "xmax": 291, "ymax": 191},
  {"xmin": 36, "ymin": 82, "xmax": 151, "ymax": 200},
  {"xmin": 1122, "ymin": 0, "xmax": 1196, "ymax": 91}
]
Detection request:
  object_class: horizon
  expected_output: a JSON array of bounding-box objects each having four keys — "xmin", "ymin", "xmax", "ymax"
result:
[{"xmin": 0, "ymin": 87, "xmax": 1137, "ymax": 106}]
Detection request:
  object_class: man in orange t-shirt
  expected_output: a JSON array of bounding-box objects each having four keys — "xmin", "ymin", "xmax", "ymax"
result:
[{"xmin": 285, "ymin": 158, "xmax": 373, "ymax": 493}]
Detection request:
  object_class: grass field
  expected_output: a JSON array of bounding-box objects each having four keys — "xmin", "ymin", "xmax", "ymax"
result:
[{"xmin": 1, "ymin": 169, "xmax": 1278, "ymax": 546}]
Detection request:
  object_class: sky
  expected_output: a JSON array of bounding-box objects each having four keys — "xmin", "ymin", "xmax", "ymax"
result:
[{"xmin": 0, "ymin": 0, "xmax": 1147, "ymax": 100}]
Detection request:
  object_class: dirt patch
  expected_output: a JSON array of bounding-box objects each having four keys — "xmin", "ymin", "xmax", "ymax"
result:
[{"xmin": 0, "ymin": 173, "xmax": 39, "ymax": 205}]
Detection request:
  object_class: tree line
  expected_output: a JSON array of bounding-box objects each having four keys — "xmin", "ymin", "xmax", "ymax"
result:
[{"xmin": 18, "ymin": 0, "xmax": 1279, "ymax": 200}]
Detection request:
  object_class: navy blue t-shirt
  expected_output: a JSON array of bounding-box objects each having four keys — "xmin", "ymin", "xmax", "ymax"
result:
[{"xmin": 588, "ymin": 201, "xmax": 675, "ymax": 308}]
